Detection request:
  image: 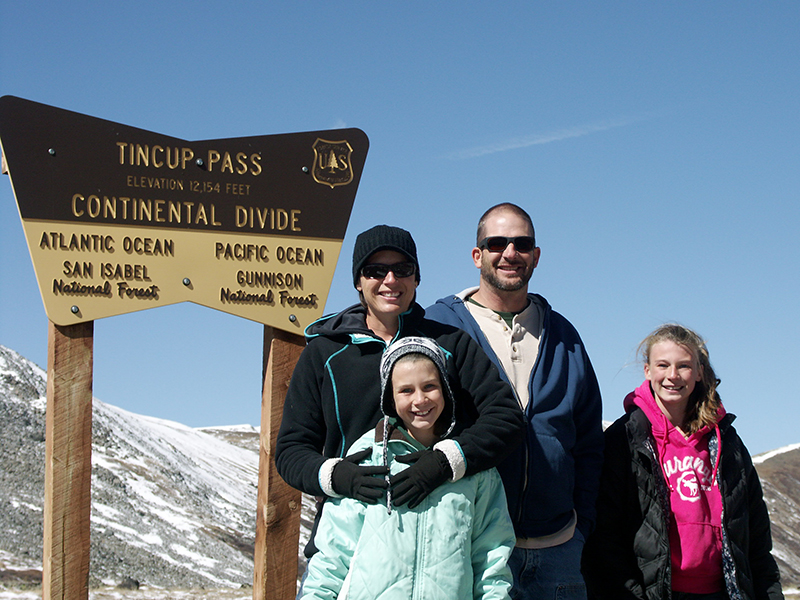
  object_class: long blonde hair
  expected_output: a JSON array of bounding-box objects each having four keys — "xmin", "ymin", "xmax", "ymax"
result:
[{"xmin": 638, "ymin": 324, "xmax": 722, "ymax": 434}]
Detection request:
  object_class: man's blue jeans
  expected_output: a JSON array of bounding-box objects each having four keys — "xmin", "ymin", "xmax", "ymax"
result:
[{"xmin": 508, "ymin": 531, "xmax": 586, "ymax": 600}]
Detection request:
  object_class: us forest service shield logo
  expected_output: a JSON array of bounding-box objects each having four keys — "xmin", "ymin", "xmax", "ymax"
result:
[{"xmin": 312, "ymin": 138, "xmax": 354, "ymax": 188}]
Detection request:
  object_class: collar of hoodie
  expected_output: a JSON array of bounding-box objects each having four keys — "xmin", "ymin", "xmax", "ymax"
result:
[{"xmin": 625, "ymin": 380, "xmax": 722, "ymax": 490}]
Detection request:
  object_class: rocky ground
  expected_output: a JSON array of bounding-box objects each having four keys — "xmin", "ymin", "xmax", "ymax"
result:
[
  {"xmin": 0, "ymin": 589, "xmax": 254, "ymax": 600},
  {"xmin": 1, "ymin": 586, "xmax": 797, "ymax": 600}
]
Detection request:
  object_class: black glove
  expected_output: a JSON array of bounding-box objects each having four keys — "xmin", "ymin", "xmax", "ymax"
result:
[
  {"xmin": 331, "ymin": 448, "xmax": 388, "ymax": 503},
  {"xmin": 390, "ymin": 449, "xmax": 452, "ymax": 509}
]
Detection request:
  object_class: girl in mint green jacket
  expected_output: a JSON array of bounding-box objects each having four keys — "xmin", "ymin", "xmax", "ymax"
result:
[{"xmin": 300, "ymin": 336, "xmax": 515, "ymax": 600}]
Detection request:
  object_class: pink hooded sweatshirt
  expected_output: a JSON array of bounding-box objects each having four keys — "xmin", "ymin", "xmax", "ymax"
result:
[{"xmin": 624, "ymin": 380, "xmax": 725, "ymax": 594}]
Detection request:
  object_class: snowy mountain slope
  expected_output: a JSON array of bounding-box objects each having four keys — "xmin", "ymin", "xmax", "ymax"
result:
[
  {"xmin": 0, "ymin": 344, "xmax": 313, "ymax": 589},
  {"xmin": 89, "ymin": 402, "xmax": 259, "ymax": 587},
  {"xmin": 754, "ymin": 445, "xmax": 800, "ymax": 591},
  {"xmin": 0, "ymin": 347, "xmax": 48, "ymax": 584}
]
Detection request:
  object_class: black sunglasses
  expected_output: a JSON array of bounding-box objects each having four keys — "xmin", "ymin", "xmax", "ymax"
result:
[
  {"xmin": 477, "ymin": 236, "xmax": 536, "ymax": 253},
  {"xmin": 361, "ymin": 262, "xmax": 416, "ymax": 280}
]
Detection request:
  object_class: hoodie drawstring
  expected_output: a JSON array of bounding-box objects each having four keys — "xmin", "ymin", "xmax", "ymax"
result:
[
  {"xmin": 382, "ymin": 417, "xmax": 393, "ymax": 514},
  {"xmin": 656, "ymin": 423, "xmax": 674, "ymax": 492}
]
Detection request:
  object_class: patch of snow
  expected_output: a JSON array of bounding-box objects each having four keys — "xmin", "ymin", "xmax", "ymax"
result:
[
  {"xmin": 0, "ymin": 593, "xmax": 40, "ymax": 600},
  {"xmin": 92, "ymin": 515, "xmax": 143, "ymax": 538},
  {"xmin": 754, "ymin": 443, "xmax": 800, "ymax": 464},
  {"xmin": 772, "ymin": 546, "xmax": 796, "ymax": 564},
  {"xmin": 93, "ymin": 503, "xmax": 122, "ymax": 518},
  {"xmin": 0, "ymin": 548, "xmax": 39, "ymax": 571},
  {"xmin": 170, "ymin": 544, "xmax": 218, "ymax": 569},
  {"xmin": 198, "ymin": 424, "xmax": 258, "ymax": 433},
  {"xmin": 9, "ymin": 499, "xmax": 42, "ymax": 512}
]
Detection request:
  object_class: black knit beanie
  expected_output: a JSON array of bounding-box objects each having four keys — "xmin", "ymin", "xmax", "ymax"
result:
[{"xmin": 351, "ymin": 225, "xmax": 420, "ymax": 287}]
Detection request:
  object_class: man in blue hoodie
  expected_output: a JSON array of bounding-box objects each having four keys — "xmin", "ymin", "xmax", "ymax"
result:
[{"xmin": 425, "ymin": 203, "xmax": 604, "ymax": 600}]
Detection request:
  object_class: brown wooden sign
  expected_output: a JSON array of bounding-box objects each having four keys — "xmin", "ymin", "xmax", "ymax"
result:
[{"xmin": 0, "ymin": 96, "xmax": 368, "ymax": 331}]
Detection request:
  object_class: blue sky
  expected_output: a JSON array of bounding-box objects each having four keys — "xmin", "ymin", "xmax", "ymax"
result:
[{"xmin": 1, "ymin": 2, "xmax": 798, "ymax": 456}]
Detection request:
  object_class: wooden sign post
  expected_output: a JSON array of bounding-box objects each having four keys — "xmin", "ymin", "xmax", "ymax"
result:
[
  {"xmin": 254, "ymin": 326, "xmax": 305, "ymax": 599},
  {"xmin": 43, "ymin": 321, "xmax": 94, "ymax": 600},
  {"xmin": 0, "ymin": 96, "xmax": 369, "ymax": 599}
]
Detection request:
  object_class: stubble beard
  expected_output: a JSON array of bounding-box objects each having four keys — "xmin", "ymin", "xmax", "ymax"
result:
[{"xmin": 481, "ymin": 260, "xmax": 533, "ymax": 293}]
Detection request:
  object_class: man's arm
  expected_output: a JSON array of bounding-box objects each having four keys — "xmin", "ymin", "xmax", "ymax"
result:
[{"xmin": 571, "ymin": 348, "xmax": 605, "ymax": 539}]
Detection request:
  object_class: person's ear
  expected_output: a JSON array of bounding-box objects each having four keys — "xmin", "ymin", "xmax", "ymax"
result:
[{"xmin": 472, "ymin": 246, "xmax": 482, "ymax": 268}]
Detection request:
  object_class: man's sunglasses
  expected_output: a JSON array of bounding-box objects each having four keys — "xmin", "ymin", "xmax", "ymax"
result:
[
  {"xmin": 361, "ymin": 262, "xmax": 417, "ymax": 280},
  {"xmin": 477, "ymin": 236, "xmax": 536, "ymax": 253}
]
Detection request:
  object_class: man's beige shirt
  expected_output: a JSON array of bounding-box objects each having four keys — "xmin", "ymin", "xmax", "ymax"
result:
[{"xmin": 464, "ymin": 292, "xmax": 544, "ymax": 410}]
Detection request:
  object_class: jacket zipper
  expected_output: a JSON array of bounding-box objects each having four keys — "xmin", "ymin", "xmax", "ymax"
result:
[{"xmin": 412, "ymin": 503, "xmax": 428, "ymax": 600}]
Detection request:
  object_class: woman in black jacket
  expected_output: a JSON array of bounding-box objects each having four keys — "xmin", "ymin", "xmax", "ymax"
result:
[{"xmin": 275, "ymin": 224, "xmax": 524, "ymax": 556}]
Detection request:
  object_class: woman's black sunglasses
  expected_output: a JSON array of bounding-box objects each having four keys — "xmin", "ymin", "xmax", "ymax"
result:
[
  {"xmin": 361, "ymin": 262, "xmax": 417, "ymax": 279},
  {"xmin": 477, "ymin": 236, "xmax": 535, "ymax": 253}
]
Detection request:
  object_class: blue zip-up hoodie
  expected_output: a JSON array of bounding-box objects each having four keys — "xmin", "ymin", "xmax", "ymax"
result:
[{"xmin": 426, "ymin": 291, "xmax": 604, "ymax": 539}]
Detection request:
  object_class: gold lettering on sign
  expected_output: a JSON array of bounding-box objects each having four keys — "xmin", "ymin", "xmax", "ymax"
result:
[
  {"xmin": 275, "ymin": 246, "xmax": 323, "ymax": 265},
  {"xmin": 40, "ymin": 232, "xmax": 115, "ymax": 253},
  {"xmin": 126, "ymin": 176, "xmax": 185, "ymax": 191},
  {"xmin": 99, "ymin": 263, "xmax": 151, "ymax": 281},
  {"xmin": 206, "ymin": 150, "xmax": 262, "ymax": 175},
  {"xmin": 117, "ymin": 282, "xmax": 160, "ymax": 299},
  {"xmin": 234, "ymin": 207, "xmax": 301, "ymax": 231},
  {"xmin": 116, "ymin": 142, "xmax": 262, "ymax": 176},
  {"xmin": 52, "ymin": 280, "xmax": 112, "ymax": 297},
  {"xmin": 236, "ymin": 271, "xmax": 303, "ymax": 289},
  {"xmin": 219, "ymin": 288, "xmax": 275, "ymax": 305},
  {"xmin": 71, "ymin": 194, "xmax": 221, "ymax": 227},
  {"xmin": 225, "ymin": 183, "xmax": 251, "ymax": 196},
  {"xmin": 122, "ymin": 237, "xmax": 175, "ymax": 256},
  {"xmin": 62, "ymin": 261, "xmax": 93, "ymax": 278},
  {"xmin": 278, "ymin": 291, "xmax": 318, "ymax": 308},
  {"xmin": 215, "ymin": 242, "xmax": 270, "ymax": 262},
  {"xmin": 189, "ymin": 181, "xmax": 220, "ymax": 194}
]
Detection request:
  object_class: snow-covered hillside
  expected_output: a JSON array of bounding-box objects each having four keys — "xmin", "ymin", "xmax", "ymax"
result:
[
  {"xmin": 753, "ymin": 443, "xmax": 800, "ymax": 593},
  {"xmin": 0, "ymin": 344, "xmax": 312, "ymax": 589},
  {"xmin": 89, "ymin": 404, "xmax": 259, "ymax": 587}
]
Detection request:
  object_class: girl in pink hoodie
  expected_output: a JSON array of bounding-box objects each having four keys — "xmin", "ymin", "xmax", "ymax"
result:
[{"xmin": 582, "ymin": 324, "xmax": 783, "ymax": 600}]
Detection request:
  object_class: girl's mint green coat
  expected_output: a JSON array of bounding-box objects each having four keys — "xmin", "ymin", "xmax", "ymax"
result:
[{"xmin": 300, "ymin": 420, "xmax": 515, "ymax": 600}]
